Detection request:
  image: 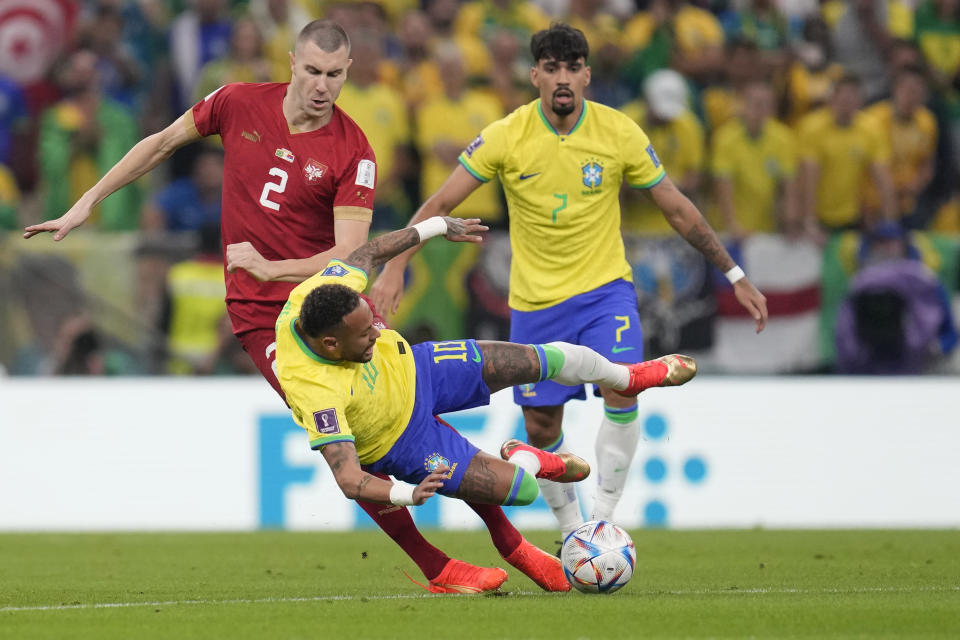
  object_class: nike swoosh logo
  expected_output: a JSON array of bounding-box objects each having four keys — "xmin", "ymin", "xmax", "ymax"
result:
[
  {"xmin": 470, "ymin": 342, "xmax": 482, "ymax": 363},
  {"xmin": 611, "ymin": 345, "xmax": 634, "ymax": 354},
  {"xmin": 518, "ymin": 172, "xmax": 540, "ymax": 180}
]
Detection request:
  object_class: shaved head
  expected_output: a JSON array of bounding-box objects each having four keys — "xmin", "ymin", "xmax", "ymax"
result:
[{"xmin": 296, "ymin": 19, "xmax": 350, "ymax": 55}]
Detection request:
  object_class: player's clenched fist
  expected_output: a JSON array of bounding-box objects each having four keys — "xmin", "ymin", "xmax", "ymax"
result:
[{"xmin": 226, "ymin": 241, "xmax": 273, "ymax": 282}]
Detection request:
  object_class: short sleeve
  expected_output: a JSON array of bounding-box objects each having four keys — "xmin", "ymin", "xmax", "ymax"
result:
[
  {"xmin": 287, "ymin": 259, "xmax": 369, "ymax": 310},
  {"xmin": 457, "ymin": 118, "xmax": 509, "ymax": 183},
  {"xmin": 190, "ymin": 83, "xmax": 238, "ymax": 137},
  {"xmin": 334, "ymin": 131, "xmax": 377, "ymax": 212},
  {"xmin": 623, "ymin": 119, "xmax": 667, "ymax": 189},
  {"xmin": 301, "ymin": 401, "xmax": 354, "ymax": 451}
]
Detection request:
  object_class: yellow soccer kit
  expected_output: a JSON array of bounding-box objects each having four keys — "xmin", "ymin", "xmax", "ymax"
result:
[
  {"xmin": 459, "ymin": 99, "xmax": 665, "ymax": 311},
  {"xmin": 275, "ymin": 260, "xmax": 416, "ymax": 464},
  {"xmin": 860, "ymin": 101, "xmax": 937, "ymax": 216},
  {"xmin": 711, "ymin": 117, "xmax": 798, "ymax": 233},
  {"xmin": 798, "ymin": 108, "xmax": 890, "ymax": 228}
]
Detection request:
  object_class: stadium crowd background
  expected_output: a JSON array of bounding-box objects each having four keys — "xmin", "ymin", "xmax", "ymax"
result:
[{"xmin": 0, "ymin": 0, "xmax": 958, "ymax": 378}]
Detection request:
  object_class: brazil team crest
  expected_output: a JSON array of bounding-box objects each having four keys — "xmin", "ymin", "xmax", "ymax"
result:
[
  {"xmin": 424, "ymin": 452, "xmax": 457, "ymax": 478},
  {"xmin": 581, "ymin": 160, "xmax": 603, "ymax": 189}
]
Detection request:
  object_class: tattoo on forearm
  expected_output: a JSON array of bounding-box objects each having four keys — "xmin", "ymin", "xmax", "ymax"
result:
[
  {"xmin": 322, "ymin": 442, "xmax": 358, "ymax": 476},
  {"xmin": 346, "ymin": 228, "xmax": 420, "ymax": 273},
  {"xmin": 479, "ymin": 342, "xmax": 541, "ymax": 393},
  {"xmin": 456, "ymin": 456, "xmax": 498, "ymax": 503},
  {"xmin": 356, "ymin": 474, "xmax": 372, "ymax": 497},
  {"xmin": 682, "ymin": 216, "xmax": 734, "ymax": 271}
]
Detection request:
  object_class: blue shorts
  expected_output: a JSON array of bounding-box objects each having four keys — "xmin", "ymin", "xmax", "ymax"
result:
[
  {"xmin": 366, "ymin": 340, "xmax": 490, "ymax": 496},
  {"xmin": 510, "ymin": 278, "xmax": 643, "ymax": 407}
]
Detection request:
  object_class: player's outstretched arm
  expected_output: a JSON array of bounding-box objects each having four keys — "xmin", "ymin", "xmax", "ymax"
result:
[
  {"xmin": 650, "ymin": 175, "xmax": 768, "ymax": 332},
  {"xmin": 321, "ymin": 441, "xmax": 445, "ymax": 506},
  {"xmin": 345, "ymin": 216, "xmax": 487, "ymax": 275},
  {"xmin": 23, "ymin": 111, "xmax": 201, "ymax": 241},
  {"xmin": 370, "ymin": 165, "xmax": 484, "ymax": 314},
  {"xmin": 226, "ymin": 218, "xmax": 370, "ymax": 283}
]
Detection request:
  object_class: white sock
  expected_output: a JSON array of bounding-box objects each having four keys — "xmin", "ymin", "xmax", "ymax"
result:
[
  {"xmin": 532, "ymin": 437, "xmax": 583, "ymax": 538},
  {"xmin": 544, "ymin": 342, "xmax": 629, "ymax": 390},
  {"xmin": 590, "ymin": 407, "xmax": 640, "ymax": 523},
  {"xmin": 508, "ymin": 449, "xmax": 541, "ymax": 476}
]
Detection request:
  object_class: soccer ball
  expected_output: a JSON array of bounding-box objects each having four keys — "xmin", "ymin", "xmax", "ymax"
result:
[{"xmin": 560, "ymin": 520, "xmax": 636, "ymax": 594}]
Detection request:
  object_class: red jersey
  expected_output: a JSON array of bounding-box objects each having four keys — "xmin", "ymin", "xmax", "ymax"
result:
[{"xmin": 190, "ymin": 82, "xmax": 376, "ymax": 335}]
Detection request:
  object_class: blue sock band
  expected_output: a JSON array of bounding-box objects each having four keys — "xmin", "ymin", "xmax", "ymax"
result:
[
  {"xmin": 539, "ymin": 432, "xmax": 564, "ymax": 453},
  {"xmin": 604, "ymin": 403, "xmax": 639, "ymax": 424},
  {"xmin": 503, "ymin": 467, "xmax": 524, "ymax": 506},
  {"xmin": 530, "ymin": 344, "xmax": 549, "ymax": 381}
]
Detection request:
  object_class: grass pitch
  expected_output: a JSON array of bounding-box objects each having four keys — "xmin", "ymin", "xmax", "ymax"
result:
[{"xmin": 1, "ymin": 529, "xmax": 957, "ymax": 639}]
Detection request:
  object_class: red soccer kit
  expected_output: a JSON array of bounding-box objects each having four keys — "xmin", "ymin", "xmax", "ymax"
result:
[{"xmin": 189, "ymin": 82, "xmax": 378, "ymax": 395}]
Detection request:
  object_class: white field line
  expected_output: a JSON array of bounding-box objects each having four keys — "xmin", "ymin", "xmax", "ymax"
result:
[{"xmin": 2, "ymin": 585, "xmax": 958, "ymax": 613}]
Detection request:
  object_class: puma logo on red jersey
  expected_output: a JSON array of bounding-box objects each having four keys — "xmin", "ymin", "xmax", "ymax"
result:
[
  {"xmin": 304, "ymin": 158, "xmax": 328, "ymax": 184},
  {"xmin": 242, "ymin": 130, "xmax": 261, "ymax": 142}
]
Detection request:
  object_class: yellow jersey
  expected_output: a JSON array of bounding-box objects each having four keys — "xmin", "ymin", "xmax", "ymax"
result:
[
  {"xmin": 797, "ymin": 108, "xmax": 890, "ymax": 228},
  {"xmin": 860, "ymin": 101, "xmax": 937, "ymax": 216},
  {"xmin": 711, "ymin": 117, "xmax": 798, "ymax": 233},
  {"xmin": 417, "ymin": 90, "xmax": 504, "ymax": 220},
  {"xmin": 338, "ymin": 82, "xmax": 410, "ymax": 184},
  {"xmin": 619, "ymin": 100, "xmax": 703, "ymax": 233},
  {"xmin": 275, "ymin": 260, "xmax": 417, "ymax": 464},
  {"xmin": 459, "ymin": 99, "xmax": 666, "ymax": 311}
]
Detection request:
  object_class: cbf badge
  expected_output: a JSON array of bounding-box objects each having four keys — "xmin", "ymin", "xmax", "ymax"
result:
[
  {"xmin": 582, "ymin": 160, "xmax": 603, "ymax": 189},
  {"xmin": 424, "ymin": 452, "xmax": 457, "ymax": 478}
]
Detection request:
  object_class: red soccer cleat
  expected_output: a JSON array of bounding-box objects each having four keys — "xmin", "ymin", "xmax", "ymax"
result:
[
  {"xmin": 426, "ymin": 559, "xmax": 508, "ymax": 594},
  {"xmin": 617, "ymin": 354, "xmax": 697, "ymax": 396},
  {"xmin": 504, "ymin": 538, "xmax": 571, "ymax": 592},
  {"xmin": 500, "ymin": 440, "xmax": 590, "ymax": 483}
]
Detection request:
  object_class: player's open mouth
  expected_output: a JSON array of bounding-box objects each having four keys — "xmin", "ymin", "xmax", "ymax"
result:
[
  {"xmin": 311, "ymin": 98, "xmax": 328, "ymax": 108},
  {"xmin": 553, "ymin": 90, "xmax": 573, "ymax": 105}
]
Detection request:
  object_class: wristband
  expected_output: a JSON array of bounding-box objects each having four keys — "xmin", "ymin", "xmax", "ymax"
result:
[
  {"xmin": 412, "ymin": 216, "xmax": 448, "ymax": 242},
  {"xmin": 725, "ymin": 265, "xmax": 746, "ymax": 285},
  {"xmin": 389, "ymin": 482, "xmax": 417, "ymax": 506}
]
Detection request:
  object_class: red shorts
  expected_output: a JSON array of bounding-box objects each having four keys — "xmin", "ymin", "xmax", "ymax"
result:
[{"xmin": 235, "ymin": 293, "xmax": 387, "ymax": 402}]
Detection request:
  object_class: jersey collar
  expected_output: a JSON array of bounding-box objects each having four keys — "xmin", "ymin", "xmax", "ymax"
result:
[
  {"xmin": 537, "ymin": 99, "xmax": 587, "ymax": 137},
  {"xmin": 291, "ymin": 317, "xmax": 340, "ymax": 364}
]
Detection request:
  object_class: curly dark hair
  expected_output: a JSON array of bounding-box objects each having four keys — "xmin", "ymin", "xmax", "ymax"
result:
[
  {"xmin": 530, "ymin": 23, "xmax": 589, "ymax": 64},
  {"xmin": 299, "ymin": 284, "xmax": 360, "ymax": 337}
]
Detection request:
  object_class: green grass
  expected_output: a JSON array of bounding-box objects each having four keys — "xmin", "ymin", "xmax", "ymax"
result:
[{"xmin": 1, "ymin": 529, "xmax": 958, "ymax": 639}]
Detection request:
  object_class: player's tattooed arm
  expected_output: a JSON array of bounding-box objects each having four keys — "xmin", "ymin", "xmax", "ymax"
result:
[
  {"xmin": 321, "ymin": 441, "xmax": 394, "ymax": 503},
  {"xmin": 344, "ymin": 228, "xmax": 421, "ymax": 274},
  {"xmin": 649, "ymin": 175, "xmax": 736, "ymax": 271},
  {"xmin": 344, "ymin": 217, "xmax": 486, "ymax": 274}
]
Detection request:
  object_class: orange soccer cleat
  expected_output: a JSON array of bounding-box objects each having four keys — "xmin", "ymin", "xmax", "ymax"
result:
[
  {"xmin": 617, "ymin": 354, "xmax": 697, "ymax": 396},
  {"xmin": 426, "ymin": 559, "xmax": 508, "ymax": 594},
  {"xmin": 500, "ymin": 439, "xmax": 590, "ymax": 483},
  {"xmin": 504, "ymin": 538, "xmax": 571, "ymax": 592}
]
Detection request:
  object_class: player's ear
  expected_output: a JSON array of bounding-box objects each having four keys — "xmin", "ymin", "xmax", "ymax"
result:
[
  {"xmin": 584, "ymin": 65, "xmax": 591, "ymax": 88},
  {"xmin": 320, "ymin": 335, "xmax": 339, "ymax": 353},
  {"xmin": 530, "ymin": 65, "xmax": 540, "ymax": 89},
  {"xmin": 288, "ymin": 50, "xmax": 296, "ymax": 73}
]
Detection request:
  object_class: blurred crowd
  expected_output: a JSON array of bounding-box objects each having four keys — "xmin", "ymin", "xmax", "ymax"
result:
[{"xmin": 1, "ymin": 0, "xmax": 959, "ymax": 376}]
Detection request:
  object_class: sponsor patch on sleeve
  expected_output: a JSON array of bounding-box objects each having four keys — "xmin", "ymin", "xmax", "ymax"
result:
[
  {"xmin": 321, "ymin": 263, "xmax": 348, "ymax": 277},
  {"xmin": 464, "ymin": 134, "xmax": 484, "ymax": 157},
  {"xmin": 355, "ymin": 159, "xmax": 376, "ymax": 188},
  {"xmin": 646, "ymin": 143, "xmax": 661, "ymax": 168},
  {"xmin": 313, "ymin": 409, "xmax": 340, "ymax": 435}
]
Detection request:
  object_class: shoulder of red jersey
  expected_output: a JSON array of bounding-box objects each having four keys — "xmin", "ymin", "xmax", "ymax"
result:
[{"xmin": 332, "ymin": 105, "xmax": 374, "ymax": 150}]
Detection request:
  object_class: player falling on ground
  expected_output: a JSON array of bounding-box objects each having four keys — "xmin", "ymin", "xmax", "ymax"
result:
[
  {"xmin": 369, "ymin": 24, "xmax": 769, "ymax": 540},
  {"xmin": 23, "ymin": 19, "xmax": 541, "ymax": 595},
  {"xmin": 275, "ymin": 214, "xmax": 696, "ymax": 592}
]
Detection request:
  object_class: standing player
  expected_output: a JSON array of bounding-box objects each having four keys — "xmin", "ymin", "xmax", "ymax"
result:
[
  {"xmin": 23, "ymin": 20, "xmax": 532, "ymax": 595},
  {"xmin": 369, "ymin": 24, "xmax": 769, "ymax": 539}
]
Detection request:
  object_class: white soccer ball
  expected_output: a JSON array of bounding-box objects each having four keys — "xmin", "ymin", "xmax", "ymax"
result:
[{"xmin": 560, "ymin": 520, "xmax": 636, "ymax": 594}]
